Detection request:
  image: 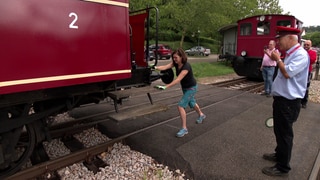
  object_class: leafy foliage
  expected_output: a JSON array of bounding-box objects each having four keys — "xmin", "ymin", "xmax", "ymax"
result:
[
  {"xmin": 304, "ymin": 26, "xmax": 320, "ymax": 34},
  {"xmin": 303, "ymin": 31, "xmax": 320, "ymax": 47},
  {"xmin": 130, "ymin": 0, "xmax": 320, "ymax": 49}
]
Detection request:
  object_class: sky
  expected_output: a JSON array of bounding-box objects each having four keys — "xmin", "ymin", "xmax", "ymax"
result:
[{"xmin": 278, "ymin": 0, "xmax": 319, "ymax": 27}]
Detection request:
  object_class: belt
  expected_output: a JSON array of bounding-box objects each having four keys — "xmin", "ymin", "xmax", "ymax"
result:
[
  {"xmin": 273, "ymin": 96, "xmax": 301, "ymax": 102},
  {"xmin": 263, "ymin": 66, "xmax": 276, "ymax": 68}
]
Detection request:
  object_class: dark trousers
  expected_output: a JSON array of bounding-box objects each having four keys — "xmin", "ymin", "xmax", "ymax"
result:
[
  {"xmin": 301, "ymin": 72, "xmax": 312, "ymax": 105},
  {"xmin": 273, "ymin": 96, "xmax": 301, "ymax": 172}
]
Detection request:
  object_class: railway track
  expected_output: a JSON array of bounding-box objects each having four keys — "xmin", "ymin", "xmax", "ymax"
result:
[
  {"xmin": 7, "ymin": 123, "xmax": 116, "ymax": 179},
  {"xmin": 6, "ymin": 102, "xmax": 185, "ymax": 179},
  {"xmin": 5, "ymin": 78, "xmax": 266, "ymax": 179},
  {"xmin": 211, "ymin": 78, "xmax": 264, "ymax": 93}
]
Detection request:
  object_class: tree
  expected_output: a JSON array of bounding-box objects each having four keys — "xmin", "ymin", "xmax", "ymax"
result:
[
  {"xmin": 257, "ymin": 0, "xmax": 282, "ymax": 14},
  {"xmin": 158, "ymin": 0, "xmax": 196, "ymax": 47},
  {"xmin": 310, "ymin": 32, "xmax": 320, "ymax": 47},
  {"xmin": 129, "ymin": 0, "xmax": 285, "ymax": 48},
  {"xmin": 303, "ymin": 31, "xmax": 320, "ymax": 47}
]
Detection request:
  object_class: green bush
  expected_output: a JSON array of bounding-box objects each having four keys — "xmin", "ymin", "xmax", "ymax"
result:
[{"xmin": 148, "ymin": 30, "xmax": 221, "ymax": 53}]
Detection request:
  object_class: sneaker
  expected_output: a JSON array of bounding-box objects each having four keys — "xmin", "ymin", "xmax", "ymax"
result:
[
  {"xmin": 262, "ymin": 166, "xmax": 288, "ymax": 176},
  {"xmin": 176, "ymin": 128, "xmax": 188, "ymax": 137},
  {"xmin": 196, "ymin": 114, "xmax": 206, "ymax": 124}
]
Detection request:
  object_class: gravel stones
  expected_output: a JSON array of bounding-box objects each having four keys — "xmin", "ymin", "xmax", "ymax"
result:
[
  {"xmin": 41, "ymin": 127, "xmax": 186, "ymax": 179},
  {"xmin": 57, "ymin": 143, "xmax": 186, "ymax": 180},
  {"xmin": 309, "ymin": 80, "xmax": 320, "ymax": 104}
]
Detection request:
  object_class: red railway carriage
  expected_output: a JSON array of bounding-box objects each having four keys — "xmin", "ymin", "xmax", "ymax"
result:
[
  {"xmin": 0, "ymin": 0, "xmax": 158, "ymax": 178},
  {"xmin": 220, "ymin": 14, "xmax": 303, "ymax": 79}
]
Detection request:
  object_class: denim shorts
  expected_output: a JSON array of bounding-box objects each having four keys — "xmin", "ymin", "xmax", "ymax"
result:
[{"xmin": 178, "ymin": 85, "xmax": 198, "ymax": 108}]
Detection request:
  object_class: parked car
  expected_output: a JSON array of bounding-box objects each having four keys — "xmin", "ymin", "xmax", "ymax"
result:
[
  {"xmin": 148, "ymin": 50, "xmax": 155, "ymax": 60},
  {"xmin": 145, "ymin": 49, "xmax": 155, "ymax": 61},
  {"xmin": 185, "ymin": 46, "xmax": 210, "ymax": 56},
  {"xmin": 149, "ymin": 44, "xmax": 172, "ymax": 60}
]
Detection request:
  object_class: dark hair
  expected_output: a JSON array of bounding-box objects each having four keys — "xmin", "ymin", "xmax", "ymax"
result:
[{"xmin": 171, "ymin": 48, "xmax": 188, "ymax": 64}]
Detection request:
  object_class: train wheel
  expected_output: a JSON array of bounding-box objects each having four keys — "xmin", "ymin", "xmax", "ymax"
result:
[{"xmin": 0, "ymin": 124, "xmax": 36, "ymax": 178}]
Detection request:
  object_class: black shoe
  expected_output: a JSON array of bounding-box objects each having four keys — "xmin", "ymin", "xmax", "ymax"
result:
[
  {"xmin": 262, "ymin": 166, "xmax": 288, "ymax": 176},
  {"xmin": 263, "ymin": 153, "xmax": 277, "ymax": 162},
  {"xmin": 301, "ymin": 104, "xmax": 307, "ymax": 109}
]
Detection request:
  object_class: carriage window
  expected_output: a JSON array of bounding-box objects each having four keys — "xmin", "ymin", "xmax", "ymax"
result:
[
  {"xmin": 277, "ymin": 20, "xmax": 291, "ymax": 27},
  {"xmin": 240, "ymin": 23, "xmax": 252, "ymax": 36},
  {"xmin": 257, "ymin": 22, "xmax": 270, "ymax": 35}
]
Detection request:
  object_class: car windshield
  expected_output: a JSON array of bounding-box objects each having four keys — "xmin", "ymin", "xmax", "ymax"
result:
[
  {"xmin": 189, "ymin": 46, "xmax": 204, "ymax": 50},
  {"xmin": 163, "ymin": 45, "xmax": 170, "ymax": 49}
]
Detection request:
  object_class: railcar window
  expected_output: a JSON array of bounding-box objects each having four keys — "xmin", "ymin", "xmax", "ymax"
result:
[
  {"xmin": 277, "ymin": 20, "xmax": 291, "ymax": 27},
  {"xmin": 240, "ymin": 23, "xmax": 252, "ymax": 36},
  {"xmin": 257, "ymin": 22, "xmax": 270, "ymax": 35}
]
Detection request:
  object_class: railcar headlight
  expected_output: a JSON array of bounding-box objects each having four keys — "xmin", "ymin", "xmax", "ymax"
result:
[
  {"xmin": 241, "ymin": 51, "xmax": 247, "ymax": 56},
  {"xmin": 259, "ymin": 15, "xmax": 265, "ymax": 21}
]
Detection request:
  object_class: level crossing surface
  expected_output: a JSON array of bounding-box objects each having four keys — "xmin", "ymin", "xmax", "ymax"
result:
[
  {"xmin": 72, "ymin": 82, "xmax": 320, "ymax": 180},
  {"xmin": 119, "ymin": 84, "xmax": 320, "ymax": 180}
]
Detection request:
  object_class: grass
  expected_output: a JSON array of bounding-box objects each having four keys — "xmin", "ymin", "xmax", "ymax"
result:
[{"xmin": 190, "ymin": 61, "xmax": 234, "ymax": 78}]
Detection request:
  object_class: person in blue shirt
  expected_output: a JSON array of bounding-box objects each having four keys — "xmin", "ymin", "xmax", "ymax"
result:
[{"xmin": 262, "ymin": 26, "xmax": 309, "ymax": 177}]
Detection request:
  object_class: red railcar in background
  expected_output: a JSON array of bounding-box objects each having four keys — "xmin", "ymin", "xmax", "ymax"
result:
[
  {"xmin": 219, "ymin": 14, "xmax": 303, "ymax": 79},
  {"xmin": 0, "ymin": 0, "xmax": 160, "ymax": 177}
]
